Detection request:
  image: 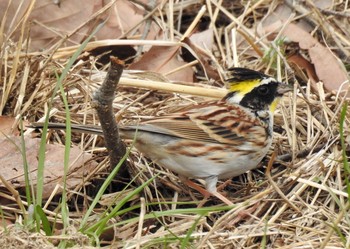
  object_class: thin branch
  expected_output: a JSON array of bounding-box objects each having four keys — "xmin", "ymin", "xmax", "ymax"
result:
[{"xmin": 92, "ymin": 56, "xmax": 128, "ymax": 176}]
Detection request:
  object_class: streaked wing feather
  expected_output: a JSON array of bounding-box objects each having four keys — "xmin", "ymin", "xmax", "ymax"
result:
[
  {"xmin": 133, "ymin": 118, "xmax": 220, "ymax": 143},
  {"xmin": 130, "ymin": 102, "xmax": 266, "ymax": 145}
]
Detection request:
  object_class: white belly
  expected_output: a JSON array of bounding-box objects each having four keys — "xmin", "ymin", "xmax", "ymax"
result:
[{"xmin": 134, "ymin": 136, "xmax": 271, "ymax": 180}]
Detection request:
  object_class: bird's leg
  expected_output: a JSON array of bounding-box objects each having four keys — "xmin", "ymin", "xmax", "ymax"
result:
[
  {"xmin": 182, "ymin": 179, "xmax": 212, "ymax": 197},
  {"xmin": 205, "ymin": 175, "xmax": 234, "ymax": 206},
  {"xmin": 179, "ymin": 176, "xmax": 234, "ymax": 206},
  {"xmin": 182, "ymin": 179, "xmax": 211, "ymax": 207},
  {"xmin": 217, "ymin": 179, "xmax": 233, "ymax": 192}
]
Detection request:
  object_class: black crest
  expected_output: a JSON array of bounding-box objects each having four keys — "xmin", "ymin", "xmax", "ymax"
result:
[{"xmin": 225, "ymin": 67, "xmax": 269, "ymax": 82}]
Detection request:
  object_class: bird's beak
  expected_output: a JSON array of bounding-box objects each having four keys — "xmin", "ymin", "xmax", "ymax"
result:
[{"xmin": 277, "ymin": 83, "xmax": 293, "ymax": 95}]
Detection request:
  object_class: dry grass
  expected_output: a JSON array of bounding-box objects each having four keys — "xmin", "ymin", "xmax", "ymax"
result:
[{"xmin": 1, "ymin": 0, "xmax": 349, "ymax": 248}]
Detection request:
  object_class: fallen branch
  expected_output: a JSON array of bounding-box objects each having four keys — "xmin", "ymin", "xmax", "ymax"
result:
[{"xmin": 92, "ymin": 56, "xmax": 128, "ymax": 177}]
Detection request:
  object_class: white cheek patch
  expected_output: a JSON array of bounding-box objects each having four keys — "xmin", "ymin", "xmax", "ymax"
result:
[
  {"xmin": 226, "ymin": 92, "xmax": 245, "ymax": 104},
  {"xmin": 226, "ymin": 76, "xmax": 278, "ymax": 105},
  {"xmin": 261, "ymin": 77, "xmax": 277, "ymax": 85}
]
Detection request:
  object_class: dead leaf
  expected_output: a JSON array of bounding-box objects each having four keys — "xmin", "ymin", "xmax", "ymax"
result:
[
  {"xmin": 1, "ymin": 0, "xmax": 158, "ymax": 51},
  {"xmin": 313, "ymin": 0, "xmax": 333, "ymax": 9},
  {"xmin": 0, "ymin": 116, "xmax": 21, "ymax": 137},
  {"xmin": 129, "ymin": 45, "xmax": 194, "ymax": 82},
  {"xmin": 183, "ymin": 37, "xmax": 220, "ymax": 81},
  {"xmin": 287, "ymin": 54, "xmax": 318, "ymax": 83},
  {"xmin": 259, "ymin": 4, "xmax": 349, "ymax": 96},
  {"xmin": 1, "ymin": 0, "xmax": 95, "ymax": 50},
  {"xmin": 189, "ymin": 28, "xmax": 214, "ymax": 52},
  {"xmin": 0, "ymin": 136, "xmax": 96, "ymax": 199},
  {"xmin": 94, "ymin": 0, "xmax": 160, "ymax": 41}
]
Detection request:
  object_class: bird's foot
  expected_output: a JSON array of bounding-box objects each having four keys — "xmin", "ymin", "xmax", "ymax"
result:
[{"xmin": 183, "ymin": 179, "xmax": 234, "ymax": 206}]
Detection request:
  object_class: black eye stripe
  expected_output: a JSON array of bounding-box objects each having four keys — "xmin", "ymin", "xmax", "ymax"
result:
[{"xmin": 238, "ymin": 82, "xmax": 279, "ymax": 110}]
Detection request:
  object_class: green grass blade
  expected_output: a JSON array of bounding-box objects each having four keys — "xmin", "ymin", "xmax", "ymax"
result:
[
  {"xmin": 260, "ymin": 219, "xmax": 268, "ymax": 249},
  {"xmin": 79, "ymin": 148, "xmax": 131, "ymax": 230},
  {"xmin": 35, "ymin": 21, "xmax": 106, "ymax": 207},
  {"xmin": 181, "ymin": 214, "xmax": 203, "ymax": 249},
  {"xmin": 0, "ymin": 206, "xmax": 6, "ymax": 232},
  {"xmin": 19, "ymin": 119, "xmax": 32, "ymax": 207},
  {"xmin": 93, "ymin": 174, "xmax": 159, "ymax": 238},
  {"xmin": 339, "ymin": 101, "xmax": 349, "ymax": 198},
  {"xmin": 34, "ymin": 205, "xmax": 52, "ymax": 236},
  {"xmin": 57, "ymin": 78, "xmax": 71, "ymax": 247},
  {"xmin": 111, "ymin": 205, "xmax": 233, "ymax": 228}
]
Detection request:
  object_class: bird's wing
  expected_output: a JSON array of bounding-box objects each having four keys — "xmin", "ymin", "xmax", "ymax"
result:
[
  {"xmin": 127, "ymin": 101, "xmax": 268, "ymax": 145},
  {"xmin": 31, "ymin": 102, "xmax": 268, "ymax": 146}
]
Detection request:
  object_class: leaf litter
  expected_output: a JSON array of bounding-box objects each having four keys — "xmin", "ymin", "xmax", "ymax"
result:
[{"xmin": 0, "ymin": 0, "xmax": 349, "ymax": 248}]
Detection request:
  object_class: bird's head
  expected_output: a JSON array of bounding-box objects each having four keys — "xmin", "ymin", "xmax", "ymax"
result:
[{"xmin": 223, "ymin": 68, "xmax": 291, "ymax": 112}]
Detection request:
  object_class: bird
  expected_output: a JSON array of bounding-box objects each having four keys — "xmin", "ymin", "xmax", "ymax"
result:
[{"xmin": 31, "ymin": 67, "xmax": 291, "ymax": 205}]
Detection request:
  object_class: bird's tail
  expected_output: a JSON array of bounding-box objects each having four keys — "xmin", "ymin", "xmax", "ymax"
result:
[
  {"xmin": 30, "ymin": 122, "xmax": 105, "ymax": 136},
  {"xmin": 30, "ymin": 122, "xmax": 140, "ymax": 140}
]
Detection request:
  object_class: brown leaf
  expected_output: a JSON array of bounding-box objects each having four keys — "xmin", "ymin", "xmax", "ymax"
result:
[
  {"xmin": 189, "ymin": 28, "xmax": 214, "ymax": 52},
  {"xmin": 259, "ymin": 4, "xmax": 349, "ymax": 96},
  {"xmin": 129, "ymin": 45, "xmax": 194, "ymax": 82},
  {"xmin": 0, "ymin": 136, "xmax": 96, "ymax": 199},
  {"xmin": 183, "ymin": 37, "xmax": 220, "ymax": 81},
  {"xmin": 287, "ymin": 54, "xmax": 318, "ymax": 83},
  {"xmin": 286, "ymin": 23, "xmax": 347, "ymax": 95},
  {"xmin": 0, "ymin": 116, "xmax": 20, "ymax": 137},
  {"xmin": 1, "ymin": 0, "xmax": 158, "ymax": 51},
  {"xmin": 1, "ymin": 0, "xmax": 95, "ymax": 50}
]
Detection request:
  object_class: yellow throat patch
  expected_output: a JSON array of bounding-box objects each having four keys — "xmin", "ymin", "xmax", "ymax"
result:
[
  {"xmin": 229, "ymin": 79, "xmax": 260, "ymax": 95},
  {"xmin": 270, "ymin": 98, "xmax": 280, "ymax": 113}
]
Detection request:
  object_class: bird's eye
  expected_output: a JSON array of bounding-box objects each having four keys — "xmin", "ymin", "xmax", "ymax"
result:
[{"xmin": 257, "ymin": 86, "xmax": 269, "ymax": 95}]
